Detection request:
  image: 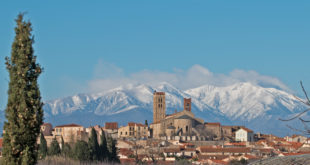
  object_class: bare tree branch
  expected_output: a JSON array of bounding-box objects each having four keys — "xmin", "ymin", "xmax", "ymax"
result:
[
  {"xmin": 299, "ymin": 118, "xmax": 310, "ymax": 132},
  {"xmin": 280, "ymin": 81, "xmax": 310, "ymax": 135},
  {"xmin": 300, "ymin": 81, "xmax": 310, "ymax": 105},
  {"xmin": 294, "ymin": 95, "xmax": 310, "ymax": 106},
  {"xmin": 279, "ymin": 108, "xmax": 310, "ymax": 121},
  {"xmin": 299, "ymin": 117, "xmax": 310, "ymax": 123},
  {"xmin": 286, "ymin": 124, "xmax": 310, "ymax": 135}
]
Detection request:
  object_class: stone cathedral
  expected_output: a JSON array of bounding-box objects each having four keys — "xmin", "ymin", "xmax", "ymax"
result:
[{"xmin": 150, "ymin": 91, "xmax": 205, "ymax": 139}]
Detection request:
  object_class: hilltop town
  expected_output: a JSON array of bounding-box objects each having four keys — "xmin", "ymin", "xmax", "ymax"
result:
[{"xmin": 1, "ymin": 91, "xmax": 309, "ymax": 164}]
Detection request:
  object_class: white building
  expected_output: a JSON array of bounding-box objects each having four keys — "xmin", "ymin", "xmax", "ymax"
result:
[{"xmin": 235, "ymin": 127, "xmax": 254, "ymax": 142}]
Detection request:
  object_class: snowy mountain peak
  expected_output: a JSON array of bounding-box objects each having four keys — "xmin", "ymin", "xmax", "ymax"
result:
[{"xmin": 42, "ymin": 82, "xmax": 307, "ymax": 136}]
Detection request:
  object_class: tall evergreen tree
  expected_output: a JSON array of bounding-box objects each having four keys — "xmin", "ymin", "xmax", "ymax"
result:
[
  {"xmin": 107, "ymin": 136, "xmax": 119, "ymax": 163},
  {"xmin": 110, "ymin": 138, "xmax": 119, "ymax": 163},
  {"xmin": 3, "ymin": 14, "xmax": 44, "ymax": 165},
  {"xmin": 60, "ymin": 136, "xmax": 65, "ymax": 151},
  {"xmin": 74, "ymin": 140, "xmax": 90, "ymax": 161},
  {"xmin": 48, "ymin": 138, "xmax": 61, "ymax": 156},
  {"xmin": 62, "ymin": 143, "xmax": 72, "ymax": 158},
  {"xmin": 38, "ymin": 132, "xmax": 47, "ymax": 159},
  {"xmin": 88, "ymin": 127, "xmax": 100, "ymax": 161},
  {"xmin": 99, "ymin": 129, "xmax": 108, "ymax": 161}
]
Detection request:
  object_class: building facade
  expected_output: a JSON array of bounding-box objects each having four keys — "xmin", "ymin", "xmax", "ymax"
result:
[
  {"xmin": 53, "ymin": 123, "xmax": 88, "ymax": 143},
  {"xmin": 235, "ymin": 127, "xmax": 254, "ymax": 142},
  {"xmin": 118, "ymin": 122, "xmax": 148, "ymax": 139}
]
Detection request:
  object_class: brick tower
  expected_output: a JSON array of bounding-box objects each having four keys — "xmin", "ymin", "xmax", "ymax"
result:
[
  {"xmin": 184, "ymin": 98, "xmax": 191, "ymax": 112},
  {"xmin": 153, "ymin": 91, "xmax": 166, "ymax": 123}
]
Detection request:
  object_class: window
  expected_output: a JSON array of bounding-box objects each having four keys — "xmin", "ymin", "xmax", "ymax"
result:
[
  {"xmin": 186, "ymin": 126, "xmax": 189, "ymax": 132},
  {"xmin": 126, "ymin": 132, "xmax": 127, "ymax": 135},
  {"xmin": 121, "ymin": 132, "xmax": 122, "ymax": 135}
]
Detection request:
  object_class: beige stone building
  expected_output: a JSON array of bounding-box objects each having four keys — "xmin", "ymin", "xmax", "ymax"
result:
[
  {"xmin": 118, "ymin": 122, "xmax": 148, "ymax": 139},
  {"xmin": 204, "ymin": 122, "xmax": 222, "ymax": 139},
  {"xmin": 53, "ymin": 123, "xmax": 88, "ymax": 143},
  {"xmin": 150, "ymin": 92, "xmax": 205, "ymax": 139},
  {"xmin": 103, "ymin": 122, "xmax": 119, "ymax": 139}
]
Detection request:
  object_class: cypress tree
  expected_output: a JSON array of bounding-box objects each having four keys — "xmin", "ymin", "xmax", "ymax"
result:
[
  {"xmin": 3, "ymin": 14, "xmax": 44, "ymax": 165},
  {"xmin": 48, "ymin": 138, "xmax": 61, "ymax": 156},
  {"xmin": 38, "ymin": 132, "xmax": 47, "ymax": 159},
  {"xmin": 107, "ymin": 136, "xmax": 119, "ymax": 163},
  {"xmin": 110, "ymin": 138, "xmax": 119, "ymax": 163},
  {"xmin": 60, "ymin": 136, "xmax": 65, "ymax": 151},
  {"xmin": 62, "ymin": 143, "xmax": 72, "ymax": 158},
  {"xmin": 99, "ymin": 129, "xmax": 108, "ymax": 161},
  {"xmin": 88, "ymin": 127, "xmax": 100, "ymax": 161},
  {"xmin": 74, "ymin": 140, "xmax": 90, "ymax": 161}
]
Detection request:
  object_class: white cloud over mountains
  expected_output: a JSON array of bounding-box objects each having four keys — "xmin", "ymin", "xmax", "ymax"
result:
[{"xmin": 88, "ymin": 60, "xmax": 291, "ymax": 93}]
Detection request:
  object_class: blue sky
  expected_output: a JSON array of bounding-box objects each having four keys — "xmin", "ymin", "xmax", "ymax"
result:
[{"xmin": 0, "ymin": 1, "xmax": 310, "ymax": 109}]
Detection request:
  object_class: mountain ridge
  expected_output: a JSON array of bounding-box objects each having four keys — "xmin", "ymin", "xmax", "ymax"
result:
[{"xmin": 1, "ymin": 82, "xmax": 307, "ymax": 137}]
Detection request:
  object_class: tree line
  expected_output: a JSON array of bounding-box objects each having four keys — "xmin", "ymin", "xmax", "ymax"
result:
[{"xmin": 38, "ymin": 128, "xmax": 119, "ymax": 163}]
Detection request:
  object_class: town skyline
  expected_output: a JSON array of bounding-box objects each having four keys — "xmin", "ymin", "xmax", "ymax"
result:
[{"xmin": 1, "ymin": 1, "xmax": 310, "ymax": 164}]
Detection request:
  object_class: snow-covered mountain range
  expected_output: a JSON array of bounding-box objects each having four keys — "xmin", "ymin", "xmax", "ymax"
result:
[{"xmin": 41, "ymin": 82, "xmax": 308, "ymax": 137}]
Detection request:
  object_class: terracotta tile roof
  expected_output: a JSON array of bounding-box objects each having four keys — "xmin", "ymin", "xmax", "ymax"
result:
[
  {"xmin": 181, "ymin": 142, "xmax": 195, "ymax": 146},
  {"xmin": 205, "ymin": 122, "xmax": 221, "ymax": 126},
  {"xmin": 105, "ymin": 122, "xmax": 118, "ymax": 129},
  {"xmin": 184, "ymin": 148, "xmax": 196, "ymax": 152},
  {"xmin": 210, "ymin": 159, "xmax": 229, "ymax": 164},
  {"xmin": 239, "ymin": 127, "xmax": 253, "ymax": 133},
  {"xmin": 225, "ymin": 142, "xmax": 246, "ymax": 146},
  {"xmin": 119, "ymin": 148, "xmax": 134, "ymax": 156},
  {"xmin": 128, "ymin": 122, "xmax": 147, "ymax": 127},
  {"xmin": 244, "ymin": 154, "xmax": 258, "ymax": 159},
  {"xmin": 288, "ymin": 142, "xmax": 303, "ymax": 150},
  {"xmin": 164, "ymin": 147, "xmax": 181, "ymax": 153},
  {"xmin": 0, "ymin": 138, "xmax": 3, "ymax": 148},
  {"xmin": 292, "ymin": 134, "xmax": 300, "ymax": 138},
  {"xmin": 258, "ymin": 148, "xmax": 273, "ymax": 153},
  {"xmin": 200, "ymin": 147, "xmax": 251, "ymax": 153},
  {"xmin": 55, "ymin": 123, "xmax": 83, "ymax": 128}
]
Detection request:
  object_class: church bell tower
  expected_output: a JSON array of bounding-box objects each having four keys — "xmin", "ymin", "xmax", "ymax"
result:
[{"xmin": 153, "ymin": 91, "xmax": 166, "ymax": 123}]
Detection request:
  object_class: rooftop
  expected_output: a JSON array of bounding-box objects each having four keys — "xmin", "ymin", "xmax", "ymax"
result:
[{"xmin": 54, "ymin": 123, "xmax": 83, "ymax": 128}]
